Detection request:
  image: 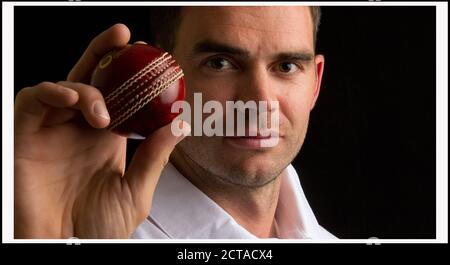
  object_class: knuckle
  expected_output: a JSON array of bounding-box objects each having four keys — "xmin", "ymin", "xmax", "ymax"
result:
[
  {"xmin": 77, "ymin": 83, "xmax": 104, "ymax": 100},
  {"xmin": 37, "ymin": 81, "xmax": 54, "ymax": 88}
]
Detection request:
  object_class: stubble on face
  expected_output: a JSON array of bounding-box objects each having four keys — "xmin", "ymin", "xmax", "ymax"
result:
[{"xmin": 171, "ymin": 6, "xmax": 318, "ymax": 188}]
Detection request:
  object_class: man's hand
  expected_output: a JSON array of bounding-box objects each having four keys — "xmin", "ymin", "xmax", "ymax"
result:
[{"xmin": 14, "ymin": 24, "xmax": 190, "ymax": 239}]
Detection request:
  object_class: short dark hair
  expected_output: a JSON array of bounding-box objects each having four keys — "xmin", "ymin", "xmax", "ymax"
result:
[{"xmin": 149, "ymin": 6, "xmax": 321, "ymax": 52}]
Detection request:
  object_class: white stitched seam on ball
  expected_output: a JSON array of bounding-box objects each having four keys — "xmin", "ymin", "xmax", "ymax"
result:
[
  {"xmin": 106, "ymin": 58, "xmax": 175, "ymax": 112},
  {"xmin": 108, "ymin": 63, "xmax": 178, "ymax": 121},
  {"xmin": 104, "ymin": 52, "xmax": 170, "ymax": 103},
  {"xmin": 108, "ymin": 66, "xmax": 182, "ymax": 126},
  {"xmin": 108, "ymin": 68, "xmax": 184, "ymax": 130},
  {"xmin": 104, "ymin": 52, "xmax": 172, "ymax": 104}
]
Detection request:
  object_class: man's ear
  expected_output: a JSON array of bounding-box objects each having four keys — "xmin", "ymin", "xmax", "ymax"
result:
[{"xmin": 310, "ymin": 54, "xmax": 325, "ymax": 110}]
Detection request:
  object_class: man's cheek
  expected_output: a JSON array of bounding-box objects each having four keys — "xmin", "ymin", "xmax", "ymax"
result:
[{"xmin": 283, "ymin": 106, "xmax": 309, "ymax": 134}]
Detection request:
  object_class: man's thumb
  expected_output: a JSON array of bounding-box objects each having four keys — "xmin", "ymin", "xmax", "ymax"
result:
[{"xmin": 123, "ymin": 120, "xmax": 190, "ymax": 218}]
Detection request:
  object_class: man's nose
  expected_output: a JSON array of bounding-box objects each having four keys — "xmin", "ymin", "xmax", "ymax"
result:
[
  {"xmin": 235, "ymin": 66, "xmax": 277, "ymax": 107},
  {"xmin": 229, "ymin": 66, "xmax": 280, "ymax": 135}
]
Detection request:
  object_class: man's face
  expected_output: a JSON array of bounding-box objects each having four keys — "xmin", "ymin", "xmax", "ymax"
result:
[{"xmin": 172, "ymin": 6, "xmax": 324, "ymax": 187}]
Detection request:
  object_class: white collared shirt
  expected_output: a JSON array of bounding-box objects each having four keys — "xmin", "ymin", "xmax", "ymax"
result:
[{"xmin": 131, "ymin": 162, "xmax": 336, "ymax": 239}]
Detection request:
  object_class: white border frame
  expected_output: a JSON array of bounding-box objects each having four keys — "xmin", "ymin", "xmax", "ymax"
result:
[{"xmin": 2, "ymin": 1, "xmax": 448, "ymax": 244}]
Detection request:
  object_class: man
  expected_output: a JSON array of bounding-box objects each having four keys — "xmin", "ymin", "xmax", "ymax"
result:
[{"xmin": 14, "ymin": 6, "xmax": 335, "ymax": 239}]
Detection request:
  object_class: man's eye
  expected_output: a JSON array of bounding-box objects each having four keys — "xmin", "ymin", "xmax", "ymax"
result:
[
  {"xmin": 204, "ymin": 57, "xmax": 234, "ymax": 71},
  {"xmin": 276, "ymin": 62, "xmax": 300, "ymax": 74}
]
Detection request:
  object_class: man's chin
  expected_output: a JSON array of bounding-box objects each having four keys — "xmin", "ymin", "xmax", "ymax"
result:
[
  {"xmin": 212, "ymin": 151, "xmax": 286, "ymax": 185},
  {"xmin": 177, "ymin": 136, "xmax": 293, "ymax": 186},
  {"xmin": 214, "ymin": 163, "xmax": 282, "ymax": 188}
]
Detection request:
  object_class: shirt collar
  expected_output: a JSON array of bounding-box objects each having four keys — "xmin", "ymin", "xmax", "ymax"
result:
[{"xmin": 149, "ymin": 162, "xmax": 324, "ymax": 239}]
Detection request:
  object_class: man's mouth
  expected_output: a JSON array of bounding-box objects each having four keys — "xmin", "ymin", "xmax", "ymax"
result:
[{"xmin": 223, "ymin": 131, "xmax": 282, "ymax": 149}]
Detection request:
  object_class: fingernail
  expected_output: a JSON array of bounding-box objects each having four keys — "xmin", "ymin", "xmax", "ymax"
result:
[
  {"xmin": 177, "ymin": 121, "xmax": 191, "ymax": 143},
  {"xmin": 92, "ymin": 100, "xmax": 110, "ymax": 120}
]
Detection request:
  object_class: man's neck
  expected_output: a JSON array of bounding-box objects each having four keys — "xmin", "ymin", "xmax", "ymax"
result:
[{"xmin": 170, "ymin": 147, "xmax": 282, "ymax": 238}]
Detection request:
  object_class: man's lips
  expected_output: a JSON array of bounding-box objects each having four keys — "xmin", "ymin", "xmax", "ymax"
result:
[
  {"xmin": 223, "ymin": 129, "xmax": 283, "ymax": 138},
  {"xmin": 224, "ymin": 135, "xmax": 275, "ymax": 139},
  {"xmin": 223, "ymin": 132, "xmax": 282, "ymax": 149}
]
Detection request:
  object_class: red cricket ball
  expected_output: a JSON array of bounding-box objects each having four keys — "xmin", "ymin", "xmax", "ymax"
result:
[{"xmin": 90, "ymin": 44, "xmax": 185, "ymax": 139}]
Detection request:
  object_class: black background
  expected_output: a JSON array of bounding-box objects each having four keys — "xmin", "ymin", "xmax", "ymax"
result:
[{"xmin": 14, "ymin": 6, "xmax": 436, "ymax": 239}]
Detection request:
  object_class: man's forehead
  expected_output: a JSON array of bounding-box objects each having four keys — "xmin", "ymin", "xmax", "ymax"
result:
[
  {"xmin": 177, "ymin": 6, "xmax": 315, "ymax": 54},
  {"xmin": 182, "ymin": 6, "xmax": 311, "ymax": 20}
]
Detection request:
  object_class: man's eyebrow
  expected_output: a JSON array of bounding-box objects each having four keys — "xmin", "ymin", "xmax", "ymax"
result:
[
  {"xmin": 191, "ymin": 40, "xmax": 250, "ymax": 57},
  {"xmin": 190, "ymin": 39, "xmax": 315, "ymax": 62},
  {"xmin": 273, "ymin": 52, "xmax": 315, "ymax": 62}
]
